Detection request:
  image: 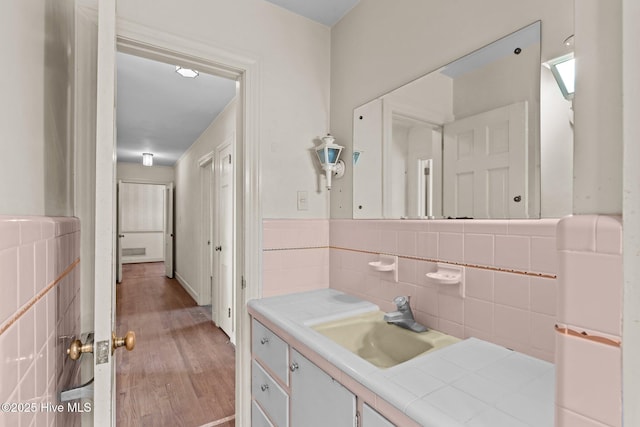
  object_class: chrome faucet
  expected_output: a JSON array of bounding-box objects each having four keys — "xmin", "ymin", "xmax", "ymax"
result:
[{"xmin": 384, "ymin": 296, "xmax": 428, "ymax": 332}]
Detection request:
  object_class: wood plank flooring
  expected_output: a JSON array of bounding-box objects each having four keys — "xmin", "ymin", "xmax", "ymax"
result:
[{"xmin": 116, "ymin": 262, "xmax": 235, "ymax": 427}]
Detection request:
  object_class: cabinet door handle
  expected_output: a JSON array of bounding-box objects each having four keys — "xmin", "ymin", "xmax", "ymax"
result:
[
  {"xmin": 260, "ymin": 337, "xmax": 269, "ymax": 345},
  {"xmin": 260, "ymin": 384, "xmax": 269, "ymax": 392},
  {"xmin": 289, "ymin": 362, "xmax": 299, "ymax": 372}
]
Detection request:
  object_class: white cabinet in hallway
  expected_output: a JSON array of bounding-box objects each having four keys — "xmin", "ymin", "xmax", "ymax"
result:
[{"xmin": 290, "ymin": 349, "xmax": 356, "ymax": 427}]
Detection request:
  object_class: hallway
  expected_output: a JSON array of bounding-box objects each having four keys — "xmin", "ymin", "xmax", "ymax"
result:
[{"xmin": 116, "ymin": 263, "xmax": 235, "ymax": 427}]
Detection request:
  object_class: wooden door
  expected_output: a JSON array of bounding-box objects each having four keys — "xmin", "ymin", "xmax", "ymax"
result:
[
  {"xmin": 443, "ymin": 101, "xmax": 528, "ymax": 218},
  {"xmin": 216, "ymin": 140, "xmax": 235, "ymax": 342},
  {"xmin": 93, "ymin": 0, "xmax": 117, "ymax": 424},
  {"xmin": 164, "ymin": 182, "xmax": 174, "ymax": 278}
]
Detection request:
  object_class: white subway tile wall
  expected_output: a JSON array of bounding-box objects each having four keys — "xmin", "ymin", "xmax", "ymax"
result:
[{"xmin": 0, "ymin": 216, "xmax": 81, "ymax": 427}]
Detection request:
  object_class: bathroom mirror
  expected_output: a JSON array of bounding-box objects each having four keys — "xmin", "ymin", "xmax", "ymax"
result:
[{"xmin": 353, "ymin": 22, "xmax": 543, "ymax": 219}]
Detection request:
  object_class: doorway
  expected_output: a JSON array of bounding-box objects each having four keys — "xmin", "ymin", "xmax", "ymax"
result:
[
  {"xmin": 113, "ymin": 48, "xmax": 240, "ymax": 425},
  {"xmin": 89, "ymin": 9, "xmax": 262, "ymax": 424}
]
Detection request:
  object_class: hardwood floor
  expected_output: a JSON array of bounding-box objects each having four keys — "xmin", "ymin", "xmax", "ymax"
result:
[{"xmin": 116, "ymin": 262, "xmax": 235, "ymax": 427}]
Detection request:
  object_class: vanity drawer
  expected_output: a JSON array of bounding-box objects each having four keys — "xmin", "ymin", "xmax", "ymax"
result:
[
  {"xmin": 252, "ymin": 400, "xmax": 275, "ymax": 427},
  {"xmin": 252, "ymin": 360, "xmax": 289, "ymax": 427},
  {"xmin": 252, "ymin": 319, "xmax": 289, "ymax": 385}
]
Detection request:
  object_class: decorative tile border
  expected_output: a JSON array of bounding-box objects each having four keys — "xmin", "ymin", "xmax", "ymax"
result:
[
  {"xmin": 0, "ymin": 258, "xmax": 80, "ymax": 337},
  {"xmin": 555, "ymin": 325, "xmax": 621, "ymax": 348},
  {"xmin": 263, "ymin": 245, "xmax": 330, "ymax": 252},
  {"xmin": 330, "ymin": 246, "xmax": 557, "ymax": 279}
]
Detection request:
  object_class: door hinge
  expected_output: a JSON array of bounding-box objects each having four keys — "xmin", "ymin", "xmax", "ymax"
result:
[
  {"xmin": 355, "ymin": 411, "xmax": 360, "ymax": 427},
  {"xmin": 228, "ymin": 154, "xmax": 232, "ymax": 164},
  {"xmin": 241, "ymin": 276, "xmax": 246, "ymax": 289},
  {"xmin": 228, "ymin": 307, "xmax": 231, "ymax": 318}
]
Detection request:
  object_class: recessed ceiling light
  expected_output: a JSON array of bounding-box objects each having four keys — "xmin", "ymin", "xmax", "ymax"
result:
[
  {"xmin": 142, "ymin": 152, "xmax": 153, "ymax": 166},
  {"xmin": 175, "ymin": 66, "xmax": 199, "ymax": 78}
]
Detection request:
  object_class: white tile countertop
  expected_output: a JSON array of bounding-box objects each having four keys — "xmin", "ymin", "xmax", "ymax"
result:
[{"xmin": 248, "ymin": 289, "xmax": 555, "ymax": 427}]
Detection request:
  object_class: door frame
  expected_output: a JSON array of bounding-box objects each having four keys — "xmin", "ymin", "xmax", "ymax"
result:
[
  {"xmin": 199, "ymin": 154, "xmax": 214, "ymax": 306},
  {"xmin": 94, "ymin": 15, "xmax": 262, "ymax": 426}
]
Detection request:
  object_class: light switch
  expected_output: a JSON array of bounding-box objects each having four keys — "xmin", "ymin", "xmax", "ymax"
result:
[{"xmin": 297, "ymin": 191, "xmax": 308, "ymax": 211}]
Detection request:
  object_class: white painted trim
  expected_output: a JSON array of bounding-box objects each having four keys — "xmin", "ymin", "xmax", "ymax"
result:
[
  {"xmin": 623, "ymin": 0, "xmax": 640, "ymax": 424},
  {"xmin": 114, "ymin": 19, "xmax": 262, "ymax": 427},
  {"xmin": 175, "ymin": 271, "xmax": 200, "ymax": 303},
  {"xmin": 123, "ymin": 258, "xmax": 164, "ymax": 264},
  {"xmin": 93, "ymin": 0, "xmax": 116, "ymax": 425},
  {"xmin": 198, "ymin": 151, "xmax": 215, "ymax": 167},
  {"xmin": 118, "ymin": 178, "xmax": 173, "ymax": 186}
]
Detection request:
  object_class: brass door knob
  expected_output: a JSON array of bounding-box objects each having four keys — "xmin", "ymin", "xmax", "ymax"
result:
[
  {"xmin": 67, "ymin": 339, "xmax": 93, "ymax": 361},
  {"xmin": 112, "ymin": 331, "xmax": 136, "ymax": 354}
]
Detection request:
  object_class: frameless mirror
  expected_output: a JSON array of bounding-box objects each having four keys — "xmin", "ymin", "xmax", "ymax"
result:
[{"xmin": 353, "ymin": 22, "xmax": 542, "ymax": 219}]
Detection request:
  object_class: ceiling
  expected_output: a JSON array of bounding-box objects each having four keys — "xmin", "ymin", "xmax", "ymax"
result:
[
  {"xmin": 264, "ymin": 0, "xmax": 360, "ymax": 26},
  {"xmin": 116, "ymin": 2, "xmax": 359, "ymax": 167},
  {"xmin": 116, "ymin": 52, "xmax": 237, "ymax": 167}
]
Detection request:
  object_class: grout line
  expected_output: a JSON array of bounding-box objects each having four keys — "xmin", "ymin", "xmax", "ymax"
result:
[
  {"xmin": 0, "ymin": 258, "xmax": 80, "ymax": 337},
  {"xmin": 198, "ymin": 414, "xmax": 236, "ymax": 427},
  {"xmin": 329, "ymin": 246, "xmax": 557, "ymax": 279}
]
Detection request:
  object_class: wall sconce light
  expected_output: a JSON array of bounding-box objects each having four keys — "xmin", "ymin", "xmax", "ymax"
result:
[
  {"xmin": 175, "ymin": 65, "xmax": 199, "ymax": 78},
  {"xmin": 315, "ymin": 134, "xmax": 345, "ymax": 190},
  {"xmin": 142, "ymin": 152, "xmax": 153, "ymax": 167}
]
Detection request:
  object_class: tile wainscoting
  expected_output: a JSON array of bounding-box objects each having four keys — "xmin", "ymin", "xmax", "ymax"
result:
[
  {"xmin": 329, "ymin": 219, "xmax": 559, "ymax": 362},
  {"xmin": 555, "ymin": 215, "xmax": 622, "ymax": 427},
  {"xmin": 262, "ymin": 219, "xmax": 330, "ymax": 297},
  {"xmin": 0, "ymin": 216, "xmax": 82, "ymax": 427}
]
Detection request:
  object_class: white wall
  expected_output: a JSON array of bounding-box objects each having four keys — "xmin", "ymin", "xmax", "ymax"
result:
[
  {"xmin": 573, "ymin": 0, "xmax": 622, "ymax": 214},
  {"xmin": 117, "ymin": 162, "xmax": 175, "ymax": 183},
  {"xmin": 330, "ymin": 0, "xmax": 574, "ymax": 218},
  {"xmin": 174, "ymin": 99, "xmax": 236, "ymax": 302},
  {"xmin": 622, "ymin": 0, "xmax": 640, "ymax": 424},
  {"xmin": 117, "ymin": 0, "xmax": 332, "ymax": 219},
  {"xmin": 0, "ymin": 0, "xmax": 75, "ymax": 216}
]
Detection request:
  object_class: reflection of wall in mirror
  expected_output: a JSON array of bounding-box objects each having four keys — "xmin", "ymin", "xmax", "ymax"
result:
[
  {"xmin": 540, "ymin": 65, "xmax": 573, "ymax": 217},
  {"xmin": 388, "ymin": 117, "xmax": 442, "ymax": 219}
]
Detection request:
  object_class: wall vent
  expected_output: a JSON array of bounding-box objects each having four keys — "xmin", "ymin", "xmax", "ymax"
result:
[{"xmin": 123, "ymin": 248, "xmax": 146, "ymax": 256}]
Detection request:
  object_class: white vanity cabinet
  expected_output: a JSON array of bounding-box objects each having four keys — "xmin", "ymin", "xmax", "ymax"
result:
[
  {"xmin": 363, "ymin": 403, "xmax": 395, "ymax": 427},
  {"xmin": 290, "ymin": 349, "xmax": 357, "ymax": 427},
  {"xmin": 251, "ymin": 316, "xmax": 404, "ymax": 427},
  {"xmin": 251, "ymin": 319, "xmax": 289, "ymax": 427}
]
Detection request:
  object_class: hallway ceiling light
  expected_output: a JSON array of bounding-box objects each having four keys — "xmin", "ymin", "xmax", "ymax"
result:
[
  {"xmin": 142, "ymin": 152, "xmax": 153, "ymax": 166},
  {"xmin": 175, "ymin": 65, "xmax": 199, "ymax": 78},
  {"xmin": 545, "ymin": 53, "xmax": 575, "ymax": 100},
  {"xmin": 315, "ymin": 134, "xmax": 345, "ymax": 190}
]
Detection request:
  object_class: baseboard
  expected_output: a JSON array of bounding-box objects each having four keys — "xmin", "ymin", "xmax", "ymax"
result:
[
  {"xmin": 122, "ymin": 257, "xmax": 164, "ymax": 264},
  {"xmin": 174, "ymin": 271, "xmax": 199, "ymax": 303}
]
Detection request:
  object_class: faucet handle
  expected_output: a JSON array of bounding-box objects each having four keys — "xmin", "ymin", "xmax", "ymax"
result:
[{"xmin": 393, "ymin": 296, "xmax": 409, "ymax": 308}]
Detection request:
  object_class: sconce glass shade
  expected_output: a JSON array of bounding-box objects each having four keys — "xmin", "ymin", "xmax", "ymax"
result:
[
  {"xmin": 175, "ymin": 66, "xmax": 199, "ymax": 78},
  {"xmin": 545, "ymin": 53, "xmax": 575, "ymax": 100},
  {"xmin": 315, "ymin": 135, "xmax": 344, "ymax": 190},
  {"xmin": 142, "ymin": 152, "xmax": 153, "ymax": 167}
]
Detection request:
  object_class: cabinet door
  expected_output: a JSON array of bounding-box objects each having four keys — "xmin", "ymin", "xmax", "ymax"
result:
[
  {"xmin": 290, "ymin": 349, "xmax": 356, "ymax": 427},
  {"xmin": 363, "ymin": 403, "xmax": 395, "ymax": 427}
]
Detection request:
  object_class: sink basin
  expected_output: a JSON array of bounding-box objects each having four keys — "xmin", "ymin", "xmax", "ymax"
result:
[{"xmin": 311, "ymin": 311, "xmax": 460, "ymax": 368}]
